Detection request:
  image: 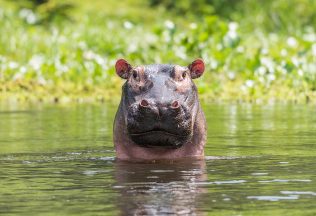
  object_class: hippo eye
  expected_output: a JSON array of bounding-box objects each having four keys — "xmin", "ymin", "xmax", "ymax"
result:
[
  {"xmin": 132, "ymin": 70, "xmax": 138, "ymax": 79},
  {"xmin": 182, "ymin": 72, "xmax": 187, "ymax": 79}
]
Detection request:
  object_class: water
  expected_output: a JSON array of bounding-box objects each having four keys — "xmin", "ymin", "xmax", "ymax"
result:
[{"xmin": 0, "ymin": 103, "xmax": 315, "ymax": 215}]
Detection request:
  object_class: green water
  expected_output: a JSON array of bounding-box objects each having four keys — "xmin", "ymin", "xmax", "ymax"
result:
[{"xmin": 0, "ymin": 103, "xmax": 315, "ymax": 215}]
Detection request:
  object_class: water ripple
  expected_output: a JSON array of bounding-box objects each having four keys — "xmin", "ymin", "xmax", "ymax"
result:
[
  {"xmin": 259, "ymin": 179, "xmax": 312, "ymax": 183},
  {"xmin": 247, "ymin": 195, "xmax": 299, "ymax": 201}
]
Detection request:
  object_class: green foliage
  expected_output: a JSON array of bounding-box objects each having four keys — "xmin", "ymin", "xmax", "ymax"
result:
[
  {"xmin": 0, "ymin": 0, "xmax": 316, "ymax": 103},
  {"xmin": 9, "ymin": 0, "xmax": 74, "ymax": 24},
  {"xmin": 149, "ymin": 0, "xmax": 316, "ymax": 33},
  {"xmin": 232, "ymin": 0, "xmax": 316, "ymax": 33},
  {"xmin": 148, "ymin": 0, "xmax": 243, "ymax": 18}
]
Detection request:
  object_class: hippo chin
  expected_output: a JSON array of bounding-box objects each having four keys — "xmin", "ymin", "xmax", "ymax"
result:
[{"xmin": 113, "ymin": 59, "xmax": 207, "ymax": 160}]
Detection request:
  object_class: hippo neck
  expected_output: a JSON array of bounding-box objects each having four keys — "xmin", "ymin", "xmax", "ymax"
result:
[{"xmin": 113, "ymin": 101, "xmax": 207, "ymax": 161}]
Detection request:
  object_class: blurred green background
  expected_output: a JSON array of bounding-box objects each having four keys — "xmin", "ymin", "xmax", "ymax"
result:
[{"xmin": 0, "ymin": 0, "xmax": 316, "ymax": 103}]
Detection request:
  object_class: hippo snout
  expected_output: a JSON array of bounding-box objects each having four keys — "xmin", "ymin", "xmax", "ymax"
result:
[
  {"xmin": 128, "ymin": 100, "xmax": 190, "ymax": 127},
  {"xmin": 125, "ymin": 99, "xmax": 193, "ymax": 148},
  {"xmin": 139, "ymin": 99, "xmax": 180, "ymax": 109},
  {"xmin": 138, "ymin": 99, "xmax": 182, "ymax": 117}
]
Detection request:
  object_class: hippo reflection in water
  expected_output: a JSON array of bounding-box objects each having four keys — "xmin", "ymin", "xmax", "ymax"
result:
[
  {"xmin": 113, "ymin": 159, "xmax": 207, "ymax": 215},
  {"xmin": 113, "ymin": 59, "xmax": 207, "ymax": 160}
]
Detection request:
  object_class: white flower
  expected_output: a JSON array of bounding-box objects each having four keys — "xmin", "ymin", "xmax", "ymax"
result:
[
  {"xmin": 228, "ymin": 71, "xmax": 236, "ymax": 80},
  {"xmin": 9, "ymin": 61, "xmax": 19, "ymax": 69},
  {"xmin": 298, "ymin": 69, "xmax": 304, "ymax": 76},
  {"xmin": 287, "ymin": 37, "xmax": 297, "ymax": 47},
  {"xmin": 260, "ymin": 57, "xmax": 274, "ymax": 70},
  {"xmin": 245, "ymin": 80, "xmax": 254, "ymax": 88},
  {"xmin": 38, "ymin": 76, "xmax": 47, "ymax": 85},
  {"xmin": 236, "ymin": 46, "xmax": 244, "ymax": 53},
  {"xmin": 19, "ymin": 8, "xmax": 37, "ymax": 24},
  {"xmin": 280, "ymin": 49, "xmax": 287, "ymax": 56},
  {"xmin": 228, "ymin": 22, "xmax": 238, "ymax": 31},
  {"xmin": 165, "ymin": 20, "xmax": 175, "ymax": 30},
  {"xmin": 268, "ymin": 74, "xmax": 275, "ymax": 81},
  {"xmin": 225, "ymin": 23, "xmax": 239, "ymax": 42},
  {"xmin": 95, "ymin": 55, "xmax": 105, "ymax": 66},
  {"xmin": 291, "ymin": 57, "xmax": 300, "ymax": 67},
  {"xmin": 29, "ymin": 55, "xmax": 44, "ymax": 71},
  {"xmin": 227, "ymin": 30, "xmax": 238, "ymax": 40},
  {"xmin": 210, "ymin": 59, "xmax": 218, "ymax": 69},
  {"xmin": 256, "ymin": 66, "xmax": 266, "ymax": 76},
  {"xmin": 55, "ymin": 59, "xmax": 69, "ymax": 74},
  {"xmin": 189, "ymin": 23, "xmax": 197, "ymax": 29},
  {"xmin": 123, "ymin": 21, "xmax": 133, "ymax": 29},
  {"xmin": 261, "ymin": 48, "xmax": 269, "ymax": 55},
  {"xmin": 19, "ymin": 66, "xmax": 27, "ymax": 74},
  {"xmin": 83, "ymin": 51, "xmax": 96, "ymax": 60}
]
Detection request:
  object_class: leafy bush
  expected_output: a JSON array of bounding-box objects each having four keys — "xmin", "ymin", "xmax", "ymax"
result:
[
  {"xmin": 149, "ymin": 0, "xmax": 316, "ymax": 33},
  {"xmin": 0, "ymin": 0, "xmax": 315, "ymax": 102},
  {"xmin": 9, "ymin": 0, "xmax": 74, "ymax": 24},
  {"xmin": 148, "ymin": 0, "xmax": 241, "ymax": 18}
]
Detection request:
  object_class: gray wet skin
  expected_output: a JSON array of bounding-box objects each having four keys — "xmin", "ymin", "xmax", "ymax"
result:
[{"xmin": 113, "ymin": 59, "xmax": 207, "ymax": 160}]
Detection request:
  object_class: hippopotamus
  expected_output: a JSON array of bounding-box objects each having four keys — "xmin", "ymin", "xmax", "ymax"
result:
[{"xmin": 113, "ymin": 59, "xmax": 207, "ymax": 160}]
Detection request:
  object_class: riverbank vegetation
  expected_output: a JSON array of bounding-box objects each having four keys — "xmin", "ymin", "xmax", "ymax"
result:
[{"xmin": 1, "ymin": 0, "xmax": 316, "ymax": 103}]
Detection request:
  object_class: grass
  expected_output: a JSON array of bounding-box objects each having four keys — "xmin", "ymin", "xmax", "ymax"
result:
[{"xmin": 0, "ymin": 0, "xmax": 316, "ymax": 103}]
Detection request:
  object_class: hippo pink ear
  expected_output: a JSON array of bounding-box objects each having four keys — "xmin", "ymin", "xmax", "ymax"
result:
[
  {"xmin": 188, "ymin": 59, "xmax": 205, "ymax": 79},
  {"xmin": 115, "ymin": 59, "xmax": 132, "ymax": 79}
]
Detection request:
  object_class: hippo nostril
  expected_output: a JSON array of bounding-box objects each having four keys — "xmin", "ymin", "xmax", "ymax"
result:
[
  {"xmin": 171, "ymin": 100, "xmax": 180, "ymax": 109},
  {"xmin": 140, "ymin": 99, "xmax": 149, "ymax": 107}
]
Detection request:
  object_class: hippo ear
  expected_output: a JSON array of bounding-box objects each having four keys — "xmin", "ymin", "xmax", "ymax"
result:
[
  {"xmin": 115, "ymin": 59, "xmax": 132, "ymax": 79},
  {"xmin": 188, "ymin": 59, "xmax": 205, "ymax": 79}
]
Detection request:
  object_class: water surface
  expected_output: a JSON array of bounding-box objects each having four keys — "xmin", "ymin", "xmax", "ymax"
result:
[{"xmin": 0, "ymin": 103, "xmax": 315, "ymax": 215}]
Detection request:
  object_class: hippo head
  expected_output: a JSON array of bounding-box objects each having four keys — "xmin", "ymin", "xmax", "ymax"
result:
[{"xmin": 115, "ymin": 59, "xmax": 205, "ymax": 149}]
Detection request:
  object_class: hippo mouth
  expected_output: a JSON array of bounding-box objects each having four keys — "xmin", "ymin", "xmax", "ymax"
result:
[
  {"xmin": 129, "ymin": 128, "xmax": 190, "ymax": 149},
  {"xmin": 130, "ymin": 128, "xmax": 182, "ymax": 136}
]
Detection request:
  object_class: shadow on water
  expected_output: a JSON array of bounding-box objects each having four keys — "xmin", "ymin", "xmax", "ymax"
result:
[{"xmin": 113, "ymin": 159, "xmax": 207, "ymax": 215}]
